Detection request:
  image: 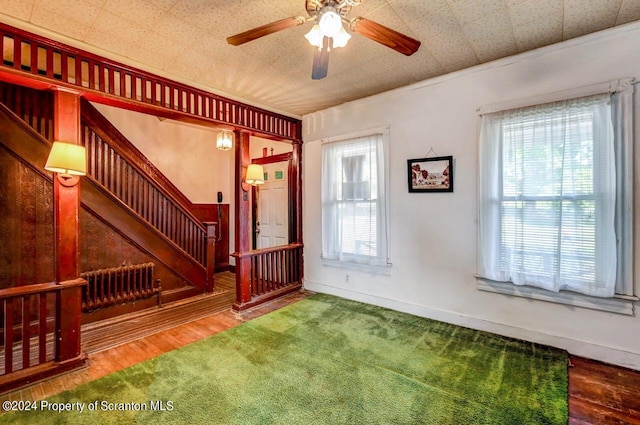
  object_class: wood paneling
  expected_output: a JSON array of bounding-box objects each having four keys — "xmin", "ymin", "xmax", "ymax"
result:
[
  {"xmin": 0, "ymin": 105, "xmax": 54, "ymax": 289},
  {"xmin": 192, "ymin": 204, "xmax": 230, "ymax": 272}
]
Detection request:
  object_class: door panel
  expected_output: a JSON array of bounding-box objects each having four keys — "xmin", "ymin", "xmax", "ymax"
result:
[{"xmin": 256, "ymin": 162, "xmax": 288, "ymax": 249}]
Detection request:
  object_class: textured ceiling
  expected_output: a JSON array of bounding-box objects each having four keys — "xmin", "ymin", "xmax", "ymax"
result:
[{"xmin": 1, "ymin": 0, "xmax": 639, "ymax": 117}]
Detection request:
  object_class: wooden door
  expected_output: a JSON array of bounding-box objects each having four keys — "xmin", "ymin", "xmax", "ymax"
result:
[{"xmin": 256, "ymin": 162, "xmax": 288, "ymax": 249}]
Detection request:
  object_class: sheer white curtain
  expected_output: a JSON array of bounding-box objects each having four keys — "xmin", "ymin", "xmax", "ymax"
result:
[
  {"xmin": 322, "ymin": 133, "xmax": 389, "ymax": 269},
  {"xmin": 478, "ymin": 94, "xmax": 617, "ymax": 297}
]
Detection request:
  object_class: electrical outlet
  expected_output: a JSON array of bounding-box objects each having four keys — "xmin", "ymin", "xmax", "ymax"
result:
[{"xmin": 345, "ymin": 274, "xmax": 349, "ymax": 282}]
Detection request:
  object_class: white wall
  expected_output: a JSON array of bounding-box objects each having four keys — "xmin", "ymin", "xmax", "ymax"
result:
[{"xmin": 302, "ymin": 22, "xmax": 640, "ymax": 369}]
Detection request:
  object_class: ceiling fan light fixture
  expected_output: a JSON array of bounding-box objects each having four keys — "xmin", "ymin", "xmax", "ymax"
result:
[
  {"xmin": 318, "ymin": 9, "xmax": 343, "ymax": 38},
  {"xmin": 331, "ymin": 25, "xmax": 351, "ymax": 48},
  {"xmin": 304, "ymin": 24, "xmax": 323, "ymax": 48}
]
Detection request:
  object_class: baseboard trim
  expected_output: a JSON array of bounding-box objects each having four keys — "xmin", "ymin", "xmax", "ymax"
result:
[{"xmin": 303, "ymin": 279, "xmax": 640, "ymax": 371}]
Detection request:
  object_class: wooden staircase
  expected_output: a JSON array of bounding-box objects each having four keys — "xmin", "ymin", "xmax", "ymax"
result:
[{"xmin": 0, "ymin": 83, "xmax": 216, "ymax": 308}]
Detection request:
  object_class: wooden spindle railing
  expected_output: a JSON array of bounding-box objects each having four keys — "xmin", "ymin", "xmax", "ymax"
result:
[
  {"xmin": 0, "ymin": 23, "xmax": 301, "ymax": 142},
  {"xmin": 82, "ymin": 123, "xmax": 207, "ymax": 265},
  {"xmin": 0, "ymin": 279, "xmax": 87, "ymax": 393},
  {"xmin": 232, "ymin": 244, "xmax": 303, "ymax": 311}
]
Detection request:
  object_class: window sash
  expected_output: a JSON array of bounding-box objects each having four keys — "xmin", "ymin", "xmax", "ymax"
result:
[
  {"xmin": 321, "ymin": 131, "xmax": 390, "ymax": 269},
  {"xmin": 478, "ymin": 93, "xmax": 618, "ymax": 298}
]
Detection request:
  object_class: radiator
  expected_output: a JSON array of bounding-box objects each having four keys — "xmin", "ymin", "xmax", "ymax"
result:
[{"xmin": 80, "ymin": 262, "xmax": 158, "ymax": 312}]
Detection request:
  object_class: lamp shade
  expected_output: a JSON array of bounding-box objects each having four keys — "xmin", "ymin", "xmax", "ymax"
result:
[
  {"xmin": 44, "ymin": 141, "xmax": 87, "ymax": 176},
  {"xmin": 216, "ymin": 130, "xmax": 233, "ymax": 151},
  {"xmin": 245, "ymin": 164, "xmax": 265, "ymax": 185}
]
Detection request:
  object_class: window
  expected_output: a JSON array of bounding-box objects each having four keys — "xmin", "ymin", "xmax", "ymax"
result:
[
  {"xmin": 478, "ymin": 84, "xmax": 633, "ymax": 301},
  {"xmin": 321, "ymin": 129, "xmax": 390, "ymax": 271}
]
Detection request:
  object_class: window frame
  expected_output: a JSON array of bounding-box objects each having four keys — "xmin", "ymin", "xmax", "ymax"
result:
[
  {"xmin": 476, "ymin": 79, "xmax": 636, "ymax": 315},
  {"xmin": 320, "ymin": 126, "xmax": 392, "ymax": 274}
]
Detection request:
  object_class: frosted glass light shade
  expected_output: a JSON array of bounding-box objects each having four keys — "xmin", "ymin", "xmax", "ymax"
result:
[
  {"xmin": 245, "ymin": 164, "xmax": 265, "ymax": 185},
  {"xmin": 319, "ymin": 10, "xmax": 342, "ymax": 38},
  {"xmin": 45, "ymin": 141, "xmax": 87, "ymax": 176},
  {"xmin": 304, "ymin": 24, "xmax": 323, "ymax": 48},
  {"xmin": 332, "ymin": 25, "xmax": 351, "ymax": 48},
  {"xmin": 216, "ymin": 130, "xmax": 233, "ymax": 151}
]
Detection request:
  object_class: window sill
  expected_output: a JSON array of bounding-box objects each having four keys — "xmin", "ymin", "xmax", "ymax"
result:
[
  {"xmin": 476, "ymin": 277, "xmax": 637, "ymax": 316},
  {"xmin": 322, "ymin": 257, "xmax": 392, "ymax": 275}
]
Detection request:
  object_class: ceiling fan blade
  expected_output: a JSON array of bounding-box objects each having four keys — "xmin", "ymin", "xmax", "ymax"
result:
[
  {"xmin": 311, "ymin": 37, "xmax": 330, "ymax": 80},
  {"xmin": 351, "ymin": 17, "xmax": 421, "ymax": 56},
  {"xmin": 227, "ymin": 17, "xmax": 306, "ymax": 46}
]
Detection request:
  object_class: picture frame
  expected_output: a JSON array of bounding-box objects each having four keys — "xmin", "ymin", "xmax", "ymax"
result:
[{"xmin": 407, "ymin": 156, "xmax": 453, "ymax": 193}]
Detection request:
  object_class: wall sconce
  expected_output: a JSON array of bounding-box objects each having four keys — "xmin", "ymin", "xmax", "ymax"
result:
[
  {"xmin": 242, "ymin": 164, "xmax": 265, "ymax": 191},
  {"xmin": 216, "ymin": 130, "xmax": 233, "ymax": 151},
  {"xmin": 44, "ymin": 141, "xmax": 87, "ymax": 187}
]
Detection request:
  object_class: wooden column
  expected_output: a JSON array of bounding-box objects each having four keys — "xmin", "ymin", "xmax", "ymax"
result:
[
  {"xmin": 291, "ymin": 140, "xmax": 303, "ymax": 244},
  {"xmin": 292, "ymin": 140, "xmax": 303, "ymax": 283},
  {"xmin": 51, "ymin": 88, "xmax": 85, "ymax": 363},
  {"xmin": 233, "ymin": 130, "xmax": 252, "ymax": 309}
]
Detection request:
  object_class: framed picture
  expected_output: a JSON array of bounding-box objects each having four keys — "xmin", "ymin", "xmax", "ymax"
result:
[{"xmin": 407, "ymin": 156, "xmax": 453, "ymax": 193}]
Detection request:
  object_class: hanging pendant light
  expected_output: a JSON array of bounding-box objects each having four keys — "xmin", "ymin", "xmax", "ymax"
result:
[{"xmin": 216, "ymin": 130, "xmax": 233, "ymax": 151}]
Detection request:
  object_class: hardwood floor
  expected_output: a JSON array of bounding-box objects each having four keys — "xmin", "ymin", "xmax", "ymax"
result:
[
  {"xmin": 1, "ymin": 283, "xmax": 639, "ymax": 425},
  {"xmin": 569, "ymin": 355, "xmax": 640, "ymax": 424}
]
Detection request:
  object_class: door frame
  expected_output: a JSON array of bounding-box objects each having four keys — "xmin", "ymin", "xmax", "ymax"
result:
[{"xmin": 251, "ymin": 152, "xmax": 293, "ymax": 250}]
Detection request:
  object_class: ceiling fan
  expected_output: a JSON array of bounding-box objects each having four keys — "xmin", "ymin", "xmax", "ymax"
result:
[{"xmin": 227, "ymin": 0, "xmax": 421, "ymax": 80}]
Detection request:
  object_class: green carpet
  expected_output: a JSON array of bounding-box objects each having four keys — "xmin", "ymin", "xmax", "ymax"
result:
[{"xmin": 1, "ymin": 294, "xmax": 568, "ymax": 424}]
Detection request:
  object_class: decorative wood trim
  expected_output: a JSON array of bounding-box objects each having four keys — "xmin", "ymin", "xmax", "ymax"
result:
[
  {"xmin": 0, "ymin": 22, "xmax": 302, "ymax": 142},
  {"xmin": 252, "ymin": 152, "xmax": 292, "ymax": 165}
]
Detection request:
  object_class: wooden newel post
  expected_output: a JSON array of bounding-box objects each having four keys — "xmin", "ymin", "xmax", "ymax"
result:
[
  {"xmin": 56, "ymin": 284, "xmax": 84, "ymax": 361},
  {"xmin": 204, "ymin": 222, "xmax": 217, "ymax": 293},
  {"xmin": 232, "ymin": 253, "xmax": 252, "ymax": 310}
]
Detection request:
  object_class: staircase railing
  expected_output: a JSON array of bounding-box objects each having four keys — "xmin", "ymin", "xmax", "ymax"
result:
[
  {"xmin": 82, "ymin": 120, "xmax": 207, "ymax": 265},
  {"xmin": 0, "ymin": 83, "xmax": 209, "ymax": 268}
]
